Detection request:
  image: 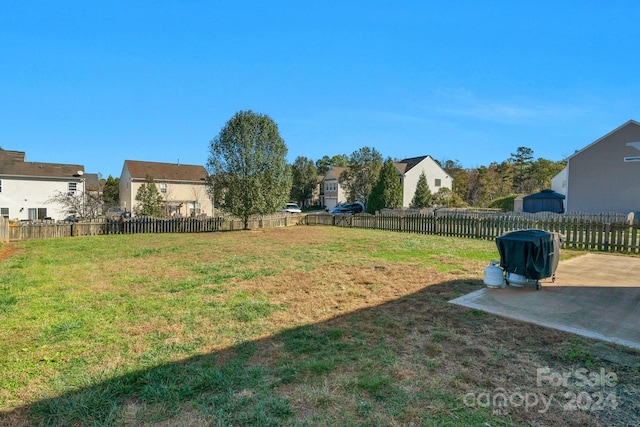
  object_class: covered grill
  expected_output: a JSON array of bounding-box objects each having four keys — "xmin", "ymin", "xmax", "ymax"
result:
[{"xmin": 496, "ymin": 229, "xmax": 564, "ymax": 290}]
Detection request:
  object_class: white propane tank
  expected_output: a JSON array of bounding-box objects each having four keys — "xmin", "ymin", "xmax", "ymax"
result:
[
  {"xmin": 506, "ymin": 272, "xmax": 537, "ymax": 287},
  {"xmin": 483, "ymin": 260, "xmax": 505, "ymax": 288}
]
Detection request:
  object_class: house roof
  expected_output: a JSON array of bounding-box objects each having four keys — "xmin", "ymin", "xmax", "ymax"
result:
[
  {"xmin": 0, "ymin": 149, "xmax": 84, "ymax": 178},
  {"xmin": 398, "ymin": 155, "xmax": 436, "ymax": 173},
  {"xmin": 123, "ymin": 160, "xmax": 208, "ymax": 182},
  {"xmin": 322, "ymin": 166, "xmax": 347, "ymax": 181},
  {"xmin": 393, "ymin": 162, "xmax": 407, "ymax": 175},
  {"xmin": 567, "ymin": 119, "xmax": 640, "ymax": 161},
  {"xmin": 523, "ymin": 189, "xmax": 565, "ymax": 200}
]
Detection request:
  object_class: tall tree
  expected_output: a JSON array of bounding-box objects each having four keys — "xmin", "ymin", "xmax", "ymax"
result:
[
  {"xmin": 102, "ymin": 175, "xmax": 120, "ymax": 209},
  {"xmin": 367, "ymin": 158, "xmax": 403, "ymax": 213},
  {"xmin": 510, "ymin": 146, "xmax": 534, "ymax": 193},
  {"xmin": 410, "ymin": 171, "xmax": 432, "ymax": 208},
  {"xmin": 339, "ymin": 146, "xmax": 383, "ymax": 206},
  {"xmin": 207, "ymin": 110, "xmax": 292, "ymax": 229},
  {"xmin": 290, "ymin": 156, "xmax": 317, "ymax": 207},
  {"xmin": 134, "ymin": 175, "xmax": 165, "ymax": 217},
  {"xmin": 315, "ymin": 154, "xmax": 348, "ymax": 176}
]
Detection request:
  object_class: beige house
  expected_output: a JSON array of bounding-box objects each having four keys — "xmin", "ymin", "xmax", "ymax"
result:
[
  {"xmin": 321, "ymin": 166, "xmax": 348, "ymax": 210},
  {"xmin": 119, "ymin": 160, "xmax": 212, "ymax": 217},
  {"xmin": 551, "ymin": 120, "xmax": 640, "ymax": 214}
]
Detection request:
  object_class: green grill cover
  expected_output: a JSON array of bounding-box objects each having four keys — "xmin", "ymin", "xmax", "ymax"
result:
[{"xmin": 496, "ymin": 229, "xmax": 562, "ymax": 280}]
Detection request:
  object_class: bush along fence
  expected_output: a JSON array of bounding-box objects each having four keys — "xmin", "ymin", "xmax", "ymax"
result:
[
  {"xmin": 304, "ymin": 212, "xmax": 640, "ymax": 254},
  {"xmin": 7, "ymin": 214, "xmax": 305, "ymax": 241}
]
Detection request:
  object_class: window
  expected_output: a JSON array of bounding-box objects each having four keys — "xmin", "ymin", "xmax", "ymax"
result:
[
  {"xmin": 1, "ymin": 208, "xmax": 8, "ymax": 218},
  {"xmin": 434, "ymin": 179, "xmax": 441, "ymax": 187},
  {"xmin": 28, "ymin": 208, "xmax": 47, "ymax": 220},
  {"xmin": 0, "ymin": 179, "xmax": 2, "ymax": 193},
  {"xmin": 159, "ymin": 183, "xmax": 167, "ymax": 194},
  {"xmin": 68, "ymin": 182, "xmax": 77, "ymax": 194},
  {"xmin": 189, "ymin": 202, "xmax": 202, "ymax": 216}
]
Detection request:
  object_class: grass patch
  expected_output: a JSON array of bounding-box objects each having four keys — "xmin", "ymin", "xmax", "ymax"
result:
[{"xmin": 0, "ymin": 227, "xmax": 636, "ymax": 426}]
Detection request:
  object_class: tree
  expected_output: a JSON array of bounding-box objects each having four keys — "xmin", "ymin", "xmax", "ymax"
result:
[
  {"xmin": 315, "ymin": 154, "xmax": 348, "ymax": 176},
  {"xmin": 134, "ymin": 175, "xmax": 165, "ymax": 217},
  {"xmin": 410, "ymin": 171, "xmax": 432, "ymax": 208},
  {"xmin": 442, "ymin": 159, "xmax": 468, "ymax": 204},
  {"xmin": 290, "ymin": 156, "xmax": 317, "ymax": 207},
  {"xmin": 207, "ymin": 110, "xmax": 292, "ymax": 229},
  {"xmin": 102, "ymin": 175, "xmax": 120, "ymax": 209},
  {"xmin": 510, "ymin": 146, "xmax": 534, "ymax": 193},
  {"xmin": 339, "ymin": 146, "xmax": 383, "ymax": 206},
  {"xmin": 47, "ymin": 190, "xmax": 104, "ymax": 220},
  {"xmin": 529, "ymin": 158, "xmax": 566, "ymax": 192},
  {"xmin": 432, "ymin": 187, "xmax": 466, "ymax": 208},
  {"xmin": 367, "ymin": 158, "xmax": 403, "ymax": 213}
]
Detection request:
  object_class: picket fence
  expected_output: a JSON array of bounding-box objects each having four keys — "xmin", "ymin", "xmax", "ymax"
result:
[
  {"xmin": 304, "ymin": 212, "xmax": 640, "ymax": 254},
  {"xmin": 4, "ymin": 211, "xmax": 639, "ymax": 254},
  {"xmin": 6, "ymin": 214, "xmax": 304, "ymax": 242}
]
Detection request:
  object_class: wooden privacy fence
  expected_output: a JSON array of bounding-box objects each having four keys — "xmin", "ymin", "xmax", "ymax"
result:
[
  {"xmin": 305, "ymin": 213, "xmax": 640, "ymax": 254},
  {"xmin": 8, "ymin": 214, "xmax": 305, "ymax": 241},
  {"xmin": 0, "ymin": 217, "xmax": 9, "ymax": 243}
]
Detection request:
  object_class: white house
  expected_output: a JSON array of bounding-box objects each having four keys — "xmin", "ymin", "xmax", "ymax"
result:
[
  {"xmin": 396, "ymin": 155, "xmax": 452, "ymax": 208},
  {"xmin": 119, "ymin": 160, "xmax": 213, "ymax": 217},
  {"xmin": 551, "ymin": 120, "xmax": 640, "ymax": 214},
  {"xmin": 0, "ymin": 149, "xmax": 87, "ymax": 221},
  {"xmin": 320, "ymin": 155, "xmax": 452, "ymax": 210}
]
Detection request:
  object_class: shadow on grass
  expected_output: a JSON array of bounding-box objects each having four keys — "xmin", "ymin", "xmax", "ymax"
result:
[{"xmin": 2, "ymin": 279, "xmax": 635, "ymax": 427}]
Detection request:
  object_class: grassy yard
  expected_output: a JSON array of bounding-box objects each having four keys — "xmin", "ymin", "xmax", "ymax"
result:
[{"xmin": 0, "ymin": 227, "xmax": 637, "ymax": 426}]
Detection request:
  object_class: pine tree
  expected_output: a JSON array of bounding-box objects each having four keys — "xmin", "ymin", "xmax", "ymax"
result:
[
  {"xmin": 367, "ymin": 158, "xmax": 403, "ymax": 213},
  {"xmin": 134, "ymin": 175, "xmax": 165, "ymax": 217},
  {"xmin": 410, "ymin": 171, "xmax": 432, "ymax": 208}
]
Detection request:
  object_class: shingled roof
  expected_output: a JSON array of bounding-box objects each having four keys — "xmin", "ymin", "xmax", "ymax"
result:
[
  {"xmin": 124, "ymin": 160, "xmax": 208, "ymax": 182},
  {"xmin": 0, "ymin": 149, "xmax": 84, "ymax": 178},
  {"xmin": 398, "ymin": 155, "xmax": 432, "ymax": 173}
]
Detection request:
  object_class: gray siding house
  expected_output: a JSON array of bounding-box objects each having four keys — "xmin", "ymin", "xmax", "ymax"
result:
[{"xmin": 551, "ymin": 120, "xmax": 640, "ymax": 214}]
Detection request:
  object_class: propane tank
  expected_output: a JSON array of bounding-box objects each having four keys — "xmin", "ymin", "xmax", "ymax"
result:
[{"xmin": 483, "ymin": 260, "xmax": 505, "ymax": 288}]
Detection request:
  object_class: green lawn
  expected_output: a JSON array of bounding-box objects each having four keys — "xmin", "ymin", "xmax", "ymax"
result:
[{"xmin": 0, "ymin": 227, "xmax": 636, "ymax": 426}]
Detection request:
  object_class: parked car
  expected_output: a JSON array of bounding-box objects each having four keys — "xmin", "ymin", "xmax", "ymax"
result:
[
  {"xmin": 106, "ymin": 207, "xmax": 131, "ymax": 221},
  {"xmin": 329, "ymin": 201, "xmax": 365, "ymax": 215},
  {"xmin": 283, "ymin": 203, "xmax": 302, "ymax": 213},
  {"xmin": 62, "ymin": 215, "xmax": 80, "ymax": 223}
]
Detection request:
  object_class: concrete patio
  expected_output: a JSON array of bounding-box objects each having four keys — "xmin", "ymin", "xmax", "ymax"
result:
[{"xmin": 451, "ymin": 253, "xmax": 640, "ymax": 350}]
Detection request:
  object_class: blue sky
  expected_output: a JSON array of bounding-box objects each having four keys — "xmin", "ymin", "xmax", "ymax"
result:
[{"xmin": 2, "ymin": 1, "xmax": 639, "ymax": 178}]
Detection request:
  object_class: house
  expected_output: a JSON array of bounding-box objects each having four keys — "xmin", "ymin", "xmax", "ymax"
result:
[
  {"xmin": 321, "ymin": 166, "xmax": 348, "ymax": 210},
  {"xmin": 396, "ymin": 155, "xmax": 452, "ymax": 208},
  {"xmin": 551, "ymin": 120, "xmax": 640, "ymax": 214},
  {"xmin": 0, "ymin": 149, "xmax": 87, "ymax": 221},
  {"xmin": 320, "ymin": 155, "xmax": 452, "ymax": 210},
  {"xmin": 119, "ymin": 160, "xmax": 213, "ymax": 217}
]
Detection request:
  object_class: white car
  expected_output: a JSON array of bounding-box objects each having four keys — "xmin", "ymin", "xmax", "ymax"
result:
[{"xmin": 283, "ymin": 203, "xmax": 302, "ymax": 213}]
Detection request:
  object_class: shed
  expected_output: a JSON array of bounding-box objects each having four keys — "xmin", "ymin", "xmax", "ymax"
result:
[{"xmin": 523, "ymin": 189, "xmax": 565, "ymax": 214}]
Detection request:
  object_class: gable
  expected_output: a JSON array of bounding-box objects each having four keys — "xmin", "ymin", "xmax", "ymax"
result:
[{"xmin": 568, "ymin": 120, "xmax": 640, "ymax": 162}]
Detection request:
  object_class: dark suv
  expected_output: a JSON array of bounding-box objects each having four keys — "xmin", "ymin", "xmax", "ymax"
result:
[{"xmin": 329, "ymin": 202, "xmax": 365, "ymax": 215}]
